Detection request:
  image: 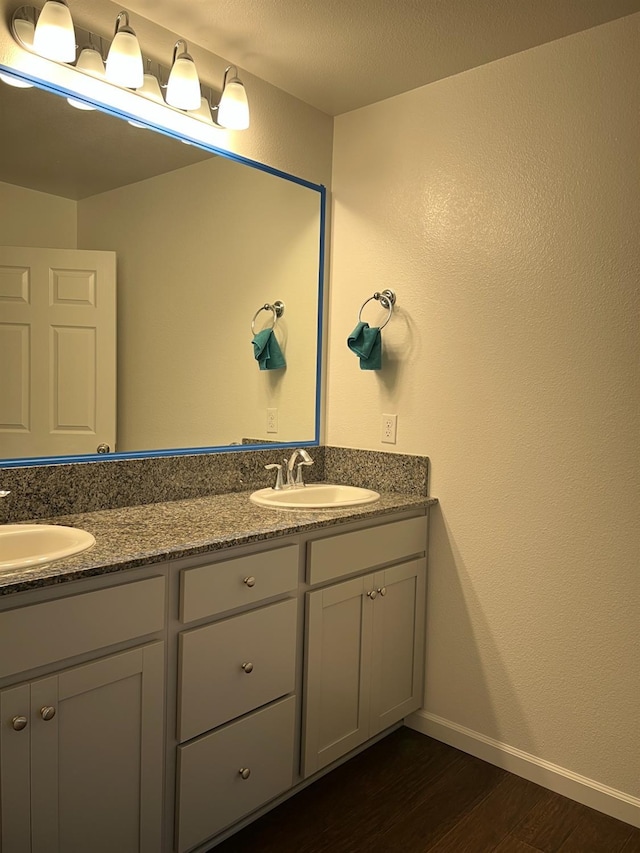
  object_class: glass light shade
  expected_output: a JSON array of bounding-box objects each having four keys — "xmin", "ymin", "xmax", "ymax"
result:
[
  {"xmin": 187, "ymin": 96, "xmax": 214, "ymax": 125},
  {"xmin": 136, "ymin": 72, "xmax": 164, "ymax": 103},
  {"xmin": 67, "ymin": 97, "xmax": 95, "ymax": 110},
  {"xmin": 13, "ymin": 17, "xmax": 35, "ymax": 48},
  {"xmin": 105, "ymin": 30, "xmax": 143, "ymax": 88},
  {"xmin": 75, "ymin": 47, "xmax": 105, "ymax": 76},
  {"xmin": 166, "ymin": 55, "xmax": 201, "ymax": 110},
  {"xmin": 33, "ymin": 1, "xmax": 76, "ymax": 62},
  {"xmin": 217, "ymin": 78, "xmax": 250, "ymax": 130},
  {"xmin": 0, "ymin": 72, "xmax": 34, "ymax": 88}
]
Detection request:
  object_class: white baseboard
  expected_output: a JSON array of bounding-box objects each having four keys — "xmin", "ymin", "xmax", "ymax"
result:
[{"xmin": 405, "ymin": 710, "xmax": 640, "ymax": 829}]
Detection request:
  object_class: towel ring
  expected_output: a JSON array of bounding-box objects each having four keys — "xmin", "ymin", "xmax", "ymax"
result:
[
  {"xmin": 251, "ymin": 300, "xmax": 285, "ymax": 334},
  {"xmin": 358, "ymin": 289, "xmax": 396, "ymax": 330}
]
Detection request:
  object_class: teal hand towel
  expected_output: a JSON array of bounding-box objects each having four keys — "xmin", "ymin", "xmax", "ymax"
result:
[
  {"xmin": 252, "ymin": 329, "xmax": 286, "ymax": 370},
  {"xmin": 347, "ymin": 322, "xmax": 381, "ymax": 370}
]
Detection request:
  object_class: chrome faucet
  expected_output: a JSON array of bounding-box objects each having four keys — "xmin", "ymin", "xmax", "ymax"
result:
[{"xmin": 286, "ymin": 449, "xmax": 314, "ymax": 487}]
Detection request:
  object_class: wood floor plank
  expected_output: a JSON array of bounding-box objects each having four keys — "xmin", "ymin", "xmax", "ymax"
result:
[
  {"xmin": 376, "ymin": 751, "xmax": 506, "ymax": 852},
  {"xmin": 557, "ymin": 807, "xmax": 634, "ymax": 853},
  {"xmin": 511, "ymin": 788, "xmax": 592, "ymax": 851},
  {"xmin": 621, "ymin": 827, "xmax": 640, "ymax": 852},
  {"xmin": 427, "ymin": 773, "xmax": 547, "ymax": 853},
  {"xmin": 494, "ymin": 837, "xmax": 541, "ymax": 853}
]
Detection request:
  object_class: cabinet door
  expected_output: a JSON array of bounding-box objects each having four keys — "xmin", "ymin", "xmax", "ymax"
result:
[
  {"xmin": 303, "ymin": 574, "xmax": 374, "ymax": 776},
  {"xmin": 370, "ymin": 558, "xmax": 426, "ymax": 737},
  {"xmin": 0, "ymin": 642, "xmax": 164, "ymax": 853}
]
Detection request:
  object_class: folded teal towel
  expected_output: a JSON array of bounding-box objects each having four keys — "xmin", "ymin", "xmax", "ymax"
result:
[
  {"xmin": 252, "ymin": 329, "xmax": 286, "ymax": 370},
  {"xmin": 347, "ymin": 322, "xmax": 381, "ymax": 370}
]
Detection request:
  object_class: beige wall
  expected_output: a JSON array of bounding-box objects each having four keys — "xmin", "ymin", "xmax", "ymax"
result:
[
  {"xmin": 78, "ymin": 157, "xmax": 320, "ymax": 450},
  {"xmin": 329, "ymin": 13, "xmax": 640, "ymax": 804},
  {"xmin": 0, "ymin": 181, "xmax": 77, "ymax": 247}
]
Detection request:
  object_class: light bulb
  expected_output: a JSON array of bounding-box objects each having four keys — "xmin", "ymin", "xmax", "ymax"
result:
[
  {"xmin": 165, "ymin": 41, "xmax": 201, "ymax": 110},
  {"xmin": 33, "ymin": 1, "xmax": 76, "ymax": 62},
  {"xmin": 105, "ymin": 12, "xmax": 143, "ymax": 88},
  {"xmin": 216, "ymin": 70, "xmax": 249, "ymax": 130}
]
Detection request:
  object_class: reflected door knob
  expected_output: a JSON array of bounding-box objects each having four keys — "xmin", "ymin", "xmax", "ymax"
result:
[
  {"xmin": 239, "ymin": 767, "xmax": 251, "ymax": 780},
  {"xmin": 40, "ymin": 706, "xmax": 56, "ymax": 721},
  {"xmin": 11, "ymin": 715, "xmax": 27, "ymax": 731}
]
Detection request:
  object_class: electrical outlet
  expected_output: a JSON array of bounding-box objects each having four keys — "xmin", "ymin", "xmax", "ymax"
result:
[
  {"xmin": 381, "ymin": 413, "xmax": 397, "ymax": 444},
  {"xmin": 266, "ymin": 408, "xmax": 278, "ymax": 434}
]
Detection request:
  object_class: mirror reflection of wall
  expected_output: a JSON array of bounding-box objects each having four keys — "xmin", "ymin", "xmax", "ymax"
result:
[{"xmin": 0, "ymin": 77, "xmax": 323, "ymax": 463}]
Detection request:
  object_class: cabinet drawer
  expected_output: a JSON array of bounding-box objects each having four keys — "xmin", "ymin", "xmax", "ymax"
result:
[
  {"xmin": 307, "ymin": 516, "xmax": 428, "ymax": 585},
  {"xmin": 0, "ymin": 576, "xmax": 165, "ymax": 679},
  {"xmin": 176, "ymin": 695, "xmax": 296, "ymax": 853},
  {"xmin": 180, "ymin": 544, "xmax": 298, "ymax": 623},
  {"xmin": 178, "ymin": 597, "xmax": 297, "ymax": 742}
]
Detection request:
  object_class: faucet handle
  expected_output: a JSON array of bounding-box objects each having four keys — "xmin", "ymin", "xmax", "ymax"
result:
[
  {"xmin": 295, "ymin": 457, "xmax": 314, "ymax": 486},
  {"xmin": 264, "ymin": 463, "xmax": 284, "ymax": 491}
]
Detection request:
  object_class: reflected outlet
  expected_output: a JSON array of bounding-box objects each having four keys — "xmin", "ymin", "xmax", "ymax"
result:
[{"xmin": 267, "ymin": 408, "xmax": 278, "ymax": 434}]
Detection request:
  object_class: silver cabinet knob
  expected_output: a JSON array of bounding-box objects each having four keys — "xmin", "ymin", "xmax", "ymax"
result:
[
  {"xmin": 243, "ymin": 576, "xmax": 256, "ymax": 588},
  {"xmin": 241, "ymin": 662, "xmax": 254, "ymax": 673},
  {"xmin": 367, "ymin": 589, "xmax": 377, "ymax": 600},
  {"xmin": 11, "ymin": 715, "xmax": 27, "ymax": 731},
  {"xmin": 239, "ymin": 767, "xmax": 251, "ymax": 780},
  {"xmin": 40, "ymin": 706, "xmax": 56, "ymax": 721},
  {"xmin": 377, "ymin": 587, "xmax": 387, "ymax": 597}
]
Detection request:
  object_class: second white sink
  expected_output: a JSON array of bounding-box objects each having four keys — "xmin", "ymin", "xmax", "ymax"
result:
[
  {"xmin": 250, "ymin": 483, "xmax": 380, "ymax": 510},
  {"xmin": 0, "ymin": 524, "xmax": 96, "ymax": 573}
]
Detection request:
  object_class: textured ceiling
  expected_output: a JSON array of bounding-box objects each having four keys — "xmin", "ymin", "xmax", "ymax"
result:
[{"xmin": 122, "ymin": 0, "xmax": 640, "ymax": 115}]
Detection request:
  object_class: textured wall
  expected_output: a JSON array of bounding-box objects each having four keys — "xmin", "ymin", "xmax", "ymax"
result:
[{"xmin": 329, "ymin": 14, "xmax": 640, "ymax": 799}]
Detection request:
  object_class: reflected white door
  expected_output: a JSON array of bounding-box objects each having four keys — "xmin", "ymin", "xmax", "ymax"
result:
[{"xmin": 0, "ymin": 247, "xmax": 116, "ymax": 459}]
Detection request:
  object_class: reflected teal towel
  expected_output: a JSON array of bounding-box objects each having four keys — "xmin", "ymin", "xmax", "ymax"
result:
[
  {"xmin": 347, "ymin": 322, "xmax": 381, "ymax": 370},
  {"xmin": 252, "ymin": 329, "xmax": 286, "ymax": 370}
]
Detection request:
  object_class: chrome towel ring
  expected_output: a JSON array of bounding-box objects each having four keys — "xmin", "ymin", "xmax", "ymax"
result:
[
  {"xmin": 358, "ymin": 289, "xmax": 396, "ymax": 330},
  {"xmin": 251, "ymin": 300, "xmax": 285, "ymax": 334}
]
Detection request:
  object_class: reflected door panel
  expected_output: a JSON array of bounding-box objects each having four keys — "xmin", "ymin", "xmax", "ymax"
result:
[{"xmin": 0, "ymin": 247, "xmax": 116, "ymax": 458}]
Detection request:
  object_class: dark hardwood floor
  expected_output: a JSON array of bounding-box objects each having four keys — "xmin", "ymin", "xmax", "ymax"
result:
[{"xmin": 211, "ymin": 727, "xmax": 640, "ymax": 852}]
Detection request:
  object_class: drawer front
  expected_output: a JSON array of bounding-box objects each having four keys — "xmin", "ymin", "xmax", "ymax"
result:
[
  {"xmin": 308, "ymin": 515, "xmax": 428, "ymax": 585},
  {"xmin": 176, "ymin": 695, "xmax": 296, "ymax": 853},
  {"xmin": 178, "ymin": 597, "xmax": 297, "ymax": 742},
  {"xmin": 0, "ymin": 576, "xmax": 165, "ymax": 679},
  {"xmin": 180, "ymin": 544, "xmax": 299, "ymax": 623}
]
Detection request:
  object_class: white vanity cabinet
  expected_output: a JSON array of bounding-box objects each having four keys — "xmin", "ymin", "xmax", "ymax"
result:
[
  {"xmin": 174, "ymin": 544, "xmax": 300, "ymax": 853},
  {"xmin": 0, "ymin": 574, "xmax": 166, "ymax": 853},
  {"xmin": 303, "ymin": 516, "xmax": 428, "ymax": 776}
]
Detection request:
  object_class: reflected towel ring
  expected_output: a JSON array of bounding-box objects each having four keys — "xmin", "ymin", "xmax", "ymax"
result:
[
  {"xmin": 251, "ymin": 300, "xmax": 285, "ymax": 334},
  {"xmin": 358, "ymin": 289, "xmax": 396, "ymax": 330}
]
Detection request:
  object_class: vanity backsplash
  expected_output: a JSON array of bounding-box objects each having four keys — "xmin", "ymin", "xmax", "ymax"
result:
[{"xmin": 1, "ymin": 447, "xmax": 430, "ymax": 522}]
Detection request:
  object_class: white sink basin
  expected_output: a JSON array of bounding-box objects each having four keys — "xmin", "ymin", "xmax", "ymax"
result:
[
  {"xmin": 0, "ymin": 525, "xmax": 96, "ymax": 573},
  {"xmin": 250, "ymin": 484, "xmax": 380, "ymax": 510}
]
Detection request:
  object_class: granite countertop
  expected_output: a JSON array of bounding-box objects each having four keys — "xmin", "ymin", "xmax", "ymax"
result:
[{"xmin": 0, "ymin": 490, "xmax": 437, "ymax": 595}]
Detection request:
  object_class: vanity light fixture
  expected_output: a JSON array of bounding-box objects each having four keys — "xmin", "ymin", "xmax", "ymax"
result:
[
  {"xmin": 32, "ymin": 0, "xmax": 75, "ymax": 61},
  {"xmin": 165, "ymin": 39, "xmax": 201, "ymax": 110},
  {"xmin": 215, "ymin": 65, "xmax": 250, "ymax": 130},
  {"xmin": 105, "ymin": 11, "xmax": 143, "ymax": 89},
  {"xmin": 8, "ymin": 4, "xmax": 252, "ymax": 132}
]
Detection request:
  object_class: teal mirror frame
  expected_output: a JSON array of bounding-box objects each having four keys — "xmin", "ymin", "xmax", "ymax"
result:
[{"xmin": 0, "ymin": 65, "xmax": 325, "ymax": 469}]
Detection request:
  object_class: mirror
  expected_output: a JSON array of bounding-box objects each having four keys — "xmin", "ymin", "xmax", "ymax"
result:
[{"xmin": 0, "ymin": 70, "xmax": 324, "ymax": 467}]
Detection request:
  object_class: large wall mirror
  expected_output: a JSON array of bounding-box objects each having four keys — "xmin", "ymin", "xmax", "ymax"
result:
[{"xmin": 0, "ymin": 69, "xmax": 324, "ymax": 468}]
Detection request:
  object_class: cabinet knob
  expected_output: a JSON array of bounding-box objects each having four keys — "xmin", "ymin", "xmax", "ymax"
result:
[
  {"xmin": 377, "ymin": 587, "xmax": 387, "ymax": 597},
  {"xmin": 11, "ymin": 715, "xmax": 28, "ymax": 731},
  {"xmin": 239, "ymin": 767, "xmax": 251, "ymax": 780},
  {"xmin": 243, "ymin": 576, "xmax": 256, "ymax": 588},
  {"xmin": 40, "ymin": 706, "xmax": 56, "ymax": 721},
  {"xmin": 367, "ymin": 589, "xmax": 377, "ymax": 600},
  {"xmin": 241, "ymin": 662, "xmax": 254, "ymax": 673}
]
